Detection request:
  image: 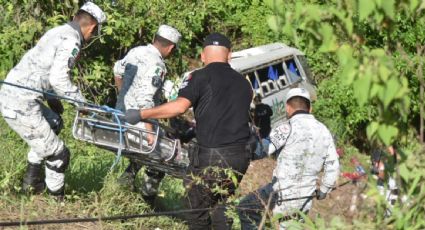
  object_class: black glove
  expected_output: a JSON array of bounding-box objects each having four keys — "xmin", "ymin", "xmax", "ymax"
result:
[
  {"xmin": 124, "ymin": 109, "xmax": 142, "ymax": 125},
  {"xmin": 47, "ymin": 98, "xmax": 64, "ymax": 115},
  {"xmin": 316, "ymin": 190, "xmax": 327, "ymax": 200}
]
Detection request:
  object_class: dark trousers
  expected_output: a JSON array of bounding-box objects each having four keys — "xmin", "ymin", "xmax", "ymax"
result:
[
  {"xmin": 184, "ymin": 144, "xmax": 251, "ymax": 230},
  {"xmin": 237, "ymin": 183, "xmax": 277, "ymax": 230},
  {"xmin": 237, "ymin": 181, "xmax": 310, "ymax": 230}
]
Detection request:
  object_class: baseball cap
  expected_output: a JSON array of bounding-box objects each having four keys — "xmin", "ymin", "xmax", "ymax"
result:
[
  {"xmin": 202, "ymin": 32, "xmax": 231, "ymax": 49},
  {"xmin": 80, "ymin": 2, "xmax": 106, "ymax": 34},
  {"xmin": 285, "ymin": 87, "xmax": 311, "ymax": 103},
  {"xmin": 156, "ymin": 25, "xmax": 181, "ymax": 44}
]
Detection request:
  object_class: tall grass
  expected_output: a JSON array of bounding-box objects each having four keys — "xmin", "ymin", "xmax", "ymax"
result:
[{"xmin": 0, "ymin": 108, "xmax": 188, "ymax": 229}]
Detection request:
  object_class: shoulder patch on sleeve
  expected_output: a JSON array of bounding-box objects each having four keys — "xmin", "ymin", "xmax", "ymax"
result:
[
  {"xmin": 71, "ymin": 47, "xmax": 79, "ymax": 57},
  {"xmin": 151, "ymin": 66, "xmax": 164, "ymax": 88},
  {"xmin": 68, "ymin": 47, "xmax": 80, "ymax": 68},
  {"xmin": 179, "ymin": 72, "xmax": 193, "ymax": 89},
  {"xmin": 269, "ymin": 122, "xmax": 291, "ymax": 149}
]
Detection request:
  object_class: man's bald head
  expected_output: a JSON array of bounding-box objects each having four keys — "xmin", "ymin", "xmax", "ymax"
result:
[
  {"xmin": 201, "ymin": 46, "xmax": 231, "ymax": 65},
  {"xmin": 201, "ymin": 33, "xmax": 232, "ymax": 65}
]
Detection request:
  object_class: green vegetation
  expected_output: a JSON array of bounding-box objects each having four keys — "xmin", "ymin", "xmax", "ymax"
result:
[{"xmin": 0, "ymin": 0, "xmax": 424, "ymax": 229}]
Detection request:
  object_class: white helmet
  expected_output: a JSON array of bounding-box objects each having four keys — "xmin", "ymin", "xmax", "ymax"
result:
[
  {"xmin": 80, "ymin": 2, "xmax": 106, "ymax": 34},
  {"xmin": 285, "ymin": 87, "xmax": 311, "ymax": 104},
  {"xmin": 156, "ymin": 25, "xmax": 181, "ymax": 44}
]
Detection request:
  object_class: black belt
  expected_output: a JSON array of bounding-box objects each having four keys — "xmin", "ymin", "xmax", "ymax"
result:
[
  {"xmin": 190, "ymin": 143, "xmax": 251, "ymax": 167},
  {"xmin": 198, "ymin": 144, "xmax": 247, "ymax": 153}
]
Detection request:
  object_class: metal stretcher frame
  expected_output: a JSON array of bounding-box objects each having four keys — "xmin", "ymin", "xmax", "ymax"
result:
[{"xmin": 72, "ymin": 107, "xmax": 191, "ymax": 177}]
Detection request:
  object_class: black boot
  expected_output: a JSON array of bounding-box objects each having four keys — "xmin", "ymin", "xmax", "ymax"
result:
[
  {"xmin": 22, "ymin": 162, "xmax": 45, "ymax": 194},
  {"xmin": 117, "ymin": 160, "xmax": 142, "ymax": 191},
  {"xmin": 142, "ymin": 195, "xmax": 156, "ymax": 209},
  {"xmin": 47, "ymin": 186, "xmax": 65, "ymax": 202}
]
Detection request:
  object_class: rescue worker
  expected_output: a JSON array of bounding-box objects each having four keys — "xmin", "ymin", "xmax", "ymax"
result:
[
  {"xmin": 0, "ymin": 2, "xmax": 106, "ymax": 198},
  {"xmin": 113, "ymin": 25, "xmax": 181, "ymax": 205},
  {"xmin": 238, "ymin": 88, "xmax": 340, "ymax": 229},
  {"xmin": 124, "ymin": 33, "xmax": 253, "ymax": 229},
  {"xmin": 252, "ymin": 94, "xmax": 273, "ymax": 159}
]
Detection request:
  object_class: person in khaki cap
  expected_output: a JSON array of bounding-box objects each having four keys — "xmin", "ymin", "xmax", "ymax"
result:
[
  {"xmin": 0, "ymin": 2, "xmax": 106, "ymax": 199},
  {"xmin": 113, "ymin": 25, "xmax": 181, "ymax": 206}
]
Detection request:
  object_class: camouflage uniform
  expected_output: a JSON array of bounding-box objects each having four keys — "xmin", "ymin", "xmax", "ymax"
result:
[
  {"xmin": 0, "ymin": 2, "xmax": 106, "ymax": 195},
  {"xmin": 114, "ymin": 44, "xmax": 166, "ymax": 111},
  {"xmin": 114, "ymin": 44, "xmax": 168, "ymax": 197},
  {"xmin": 0, "ymin": 22, "xmax": 86, "ymax": 193},
  {"xmin": 238, "ymin": 113, "xmax": 340, "ymax": 229}
]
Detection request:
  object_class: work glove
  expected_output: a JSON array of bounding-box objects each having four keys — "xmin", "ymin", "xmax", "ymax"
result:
[
  {"xmin": 124, "ymin": 109, "xmax": 142, "ymax": 125},
  {"xmin": 316, "ymin": 190, "xmax": 327, "ymax": 200},
  {"xmin": 47, "ymin": 98, "xmax": 64, "ymax": 115}
]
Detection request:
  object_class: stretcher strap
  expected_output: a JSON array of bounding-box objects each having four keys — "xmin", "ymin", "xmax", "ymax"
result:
[{"xmin": 98, "ymin": 106, "xmax": 125, "ymax": 171}]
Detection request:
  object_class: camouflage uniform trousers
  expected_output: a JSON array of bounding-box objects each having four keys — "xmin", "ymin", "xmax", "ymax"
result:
[
  {"xmin": 126, "ymin": 121, "xmax": 166, "ymax": 197},
  {"xmin": 0, "ymin": 98, "xmax": 67, "ymax": 192}
]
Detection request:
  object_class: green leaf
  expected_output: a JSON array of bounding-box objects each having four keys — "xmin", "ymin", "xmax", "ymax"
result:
[
  {"xmin": 318, "ymin": 24, "xmax": 338, "ymax": 52},
  {"xmin": 398, "ymin": 164, "xmax": 410, "ymax": 181},
  {"xmin": 378, "ymin": 65, "xmax": 390, "ymax": 82},
  {"xmin": 267, "ymin": 15, "xmax": 283, "ymax": 32},
  {"xmin": 370, "ymin": 48, "xmax": 386, "ymax": 57},
  {"xmin": 377, "ymin": 124, "xmax": 398, "ymax": 146},
  {"xmin": 337, "ymin": 45, "xmax": 354, "ymax": 65},
  {"xmin": 366, "ymin": 121, "xmax": 379, "ymax": 139},
  {"xmin": 381, "ymin": 0, "xmax": 395, "ymax": 19},
  {"xmin": 383, "ymin": 77, "xmax": 401, "ymax": 109},
  {"xmin": 358, "ymin": 0, "xmax": 376, "ymax": 21},
  {"xmin": 395, "ymin": 77, "xmax": 409, "ymax": 99},
  {"xmin": 265, "ymin": 0, "xmax": 284, "ymax": 14},
  {"xmin": 329, "ymin": 8, "xmax": 353, "ymax": 35},
  {"xmin": 352, "ymin": 70, "xmax": 372, "ymax": 105},
  {"xmin": 408, "ymin": 174, "xmax": 421, "ymax": 196},
  {"xmin": 370, "ymin": 84, "xmax": 383, "ymax": 98},
  {"xmin": 410, "ymin": 0, "xmax": 420, "ymax": 12}
]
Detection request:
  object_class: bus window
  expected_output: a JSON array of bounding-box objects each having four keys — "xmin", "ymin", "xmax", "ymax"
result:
[
  {"xmin": 256, "ymin": 66, "xmax": 270, "ymax": 83},
  {"xmin": 246, "ymin": 72, "xmax": 259, "ymax": 89},
  {"xmin": 271, "ymin": 63, "xmax": 285, "ymax": 78},
  {"xmin": 246, "ymin": 72, "xmax": 263, "ymax": 96},
  {"xmin": 256, "ymin": 65, "xmax": 280, "ymax": 96},
  {"xmin": 261, "ymin": 81, "xmax": 270, "ymax": 95},
  {"xmin": 284, "ymin": 58, "xmax": 302, "ymax": 84},
  {"xmin": 297, "ymin": 55, "xmax": 316, "ymax": 85},
  {"xmin": 268, "ymin": 62, "xmax": 288, "ymax": 89}
]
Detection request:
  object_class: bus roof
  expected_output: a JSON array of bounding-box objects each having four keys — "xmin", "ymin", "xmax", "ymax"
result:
[{"xmin": 229, "ymin": 43, "xmax": 304, "ymax": 73}]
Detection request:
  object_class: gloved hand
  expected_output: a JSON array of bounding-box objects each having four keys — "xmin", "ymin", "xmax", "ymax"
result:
[
  {"xmin": 47, "ymin": 98, "xmax": 64, "ymax": 115},
  {"xmin": 316, "ymin": 190, "xmax": 327, "ymax": 200},
  {"xmin": 124, "ymin": 109, "xmax": 142, "ymax": 125}
]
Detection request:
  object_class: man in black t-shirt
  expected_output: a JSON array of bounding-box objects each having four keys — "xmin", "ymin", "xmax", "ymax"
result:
[
  {"xmin": 253, "ymin": 95, "xmax": 273, "ymax": 159},
  {"xmin": 124, "ymin": 33, "xmax": 253, "ymax": 230}
]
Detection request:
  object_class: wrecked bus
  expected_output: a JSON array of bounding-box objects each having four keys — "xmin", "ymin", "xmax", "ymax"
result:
[{"xmin": 229, "ymin": 43, "xmax": 316, "ymax": 126}]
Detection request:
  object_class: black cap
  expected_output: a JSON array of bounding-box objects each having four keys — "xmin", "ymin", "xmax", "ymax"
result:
[{"xmin": 202, "ymin": 32, "xmax": 231, "ymax": 49}]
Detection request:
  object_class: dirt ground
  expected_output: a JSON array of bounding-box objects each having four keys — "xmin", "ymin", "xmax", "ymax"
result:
[
  {"xmin": 0, "ymin": 158, "xmax": 368, "ymax": 229},
  {"xmin": 239, "ymin": 158, "xmax": 368, "ymax": 224}
]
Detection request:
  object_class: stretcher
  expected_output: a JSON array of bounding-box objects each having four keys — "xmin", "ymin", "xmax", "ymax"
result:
[{"xmin": 72, "ymin": 107, "xmax": 192, "ymax": 177}]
